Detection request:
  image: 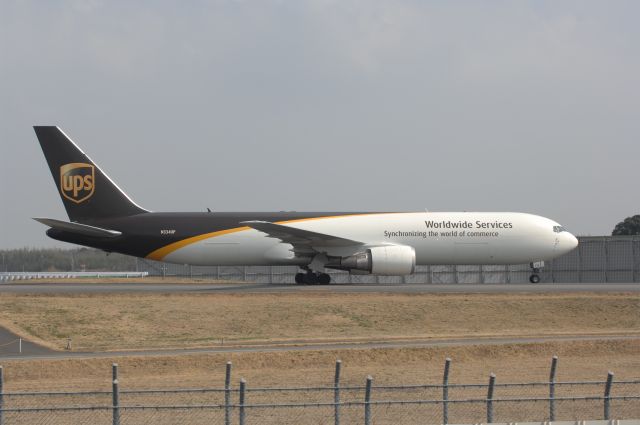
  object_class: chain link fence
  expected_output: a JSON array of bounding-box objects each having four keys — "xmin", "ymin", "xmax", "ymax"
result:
[
  {"xmin": 137, "ymin": 236, "xmax": 640, "ymax": 283},
  {"xmin": 1, "ymin": 357, "xmax": 638, "ymax": 424}
]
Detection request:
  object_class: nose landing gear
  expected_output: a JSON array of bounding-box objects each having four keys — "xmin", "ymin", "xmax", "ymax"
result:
[{"xmin": 529, "ymin": 261, "xmax": 544, "ymax": 284}]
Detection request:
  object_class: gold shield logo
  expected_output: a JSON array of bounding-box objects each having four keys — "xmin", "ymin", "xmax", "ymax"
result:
[{"xmin": 60, "ymin": 163, "xmax": 95, "ymax": 204}]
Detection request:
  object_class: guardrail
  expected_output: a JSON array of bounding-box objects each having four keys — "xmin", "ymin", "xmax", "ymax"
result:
[{"xmin": 0, "ymin": 272, "xmax": 148, "ymax": 282}]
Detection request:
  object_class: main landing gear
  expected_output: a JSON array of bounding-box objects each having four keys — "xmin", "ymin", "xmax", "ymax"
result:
[
  {"xmin": 295, "ymin": 269, "xmax": 331, "ymax": 285},
  {"xmin": 529, "ymin": 261, "xmax": 544, "ymax": 284}
]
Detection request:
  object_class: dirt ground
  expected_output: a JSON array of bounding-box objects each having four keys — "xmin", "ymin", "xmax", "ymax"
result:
[
  {"xmin": 0, "ymin": 291, "xmax": 637, "ymax": 392},
  {"xmin": 0, "ymin": 292, "xmax": 636, "ymax": 351},
  {"xmin": 0, "ymin": 340, "xmax": 638, "ymax": 391}
]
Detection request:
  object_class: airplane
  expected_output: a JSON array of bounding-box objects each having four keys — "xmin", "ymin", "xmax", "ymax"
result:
[{"xmin": 33, "ymin": 126, "xmax": 578, "ymax": 285}]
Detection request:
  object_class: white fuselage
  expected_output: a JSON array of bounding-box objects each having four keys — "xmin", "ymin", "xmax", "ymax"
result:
[
  {"xmin": 161, "ymin": 212, "xmax": 578, "ymax": 267},
  {"xmin": 32, "ymin": 127, "xmax": 579, "ymax": 277}
]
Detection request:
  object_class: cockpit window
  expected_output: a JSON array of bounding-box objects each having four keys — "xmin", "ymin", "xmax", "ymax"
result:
[{"xmin": 553, "ymin": 226, "xmax": 566, "ymax": 233}]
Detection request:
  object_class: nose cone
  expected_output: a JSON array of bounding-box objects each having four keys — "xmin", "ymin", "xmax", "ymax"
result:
[{"xmin": 561, "ymin": 232, "xmax": 579, "ymax": 253}]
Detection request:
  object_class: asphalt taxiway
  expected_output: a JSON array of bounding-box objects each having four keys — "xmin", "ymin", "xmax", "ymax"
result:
[{"xmin": 0, "ymin": 282, "xmax": 638, "ymax": 294}]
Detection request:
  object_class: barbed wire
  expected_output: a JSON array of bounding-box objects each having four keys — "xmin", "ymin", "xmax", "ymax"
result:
[
  {"xmin": 3, "ymin": 380, "xmax": 639, "ymax": 397},
  {"xmin": 3, "ymin": 395, "xmax": 638, "ymax": 410}
]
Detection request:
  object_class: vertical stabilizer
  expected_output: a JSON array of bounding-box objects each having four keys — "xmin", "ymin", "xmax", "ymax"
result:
[{"xmin": 34, "ymin": 126, "xmax": 147, "ymax": 222}]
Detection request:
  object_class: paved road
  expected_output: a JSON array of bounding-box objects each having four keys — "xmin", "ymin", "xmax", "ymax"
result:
[
  {"xmin": 0, "ymin": 327, "xmax": 53, "ymax": 356},
  {"xmin": 0, "ymin": 282, "xmax": 638, "ymax": 294},
  {"xmin": 1, "ymin": 334, "xmax": 636, "ymax": 361}
]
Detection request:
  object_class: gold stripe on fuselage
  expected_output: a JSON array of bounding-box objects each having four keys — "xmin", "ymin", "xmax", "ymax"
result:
[
  {"xmin": 145, "ymin": 213, "xmax": 388, "ymax": 261},
  {"xmin": 146, "ymin": 226, "xmax": 251, "ymax": 261}
]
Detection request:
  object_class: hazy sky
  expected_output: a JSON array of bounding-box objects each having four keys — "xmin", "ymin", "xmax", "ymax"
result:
[{"xmin": 1, "ymin": 0, "xmax": 639, "ymax": 249}]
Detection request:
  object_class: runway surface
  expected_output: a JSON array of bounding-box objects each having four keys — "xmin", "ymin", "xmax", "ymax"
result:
[
  {"xmin": 1, "ymin": 334, "xmax": 636, "ymax": 361},
  {"xmin": 0, "ymin": 282, "xmax": 638, "ymax": 294}
]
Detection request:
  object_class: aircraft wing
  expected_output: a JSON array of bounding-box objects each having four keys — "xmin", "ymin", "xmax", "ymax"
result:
[
  {"xmin": 33, "ymin": 218, "xmax": 122, "ymax": 238},
  {"xmin": 241, "ymin": 220, "xmax": 363, "ymax": 254}
]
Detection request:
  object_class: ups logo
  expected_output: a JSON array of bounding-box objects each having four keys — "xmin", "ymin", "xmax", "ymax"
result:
[{"xmin": 60, "ymin": 163, "xmax": 95, "ymax": 204}]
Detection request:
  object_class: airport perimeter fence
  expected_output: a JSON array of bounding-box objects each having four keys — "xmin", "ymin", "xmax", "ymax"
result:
[
  {"xmin": 138, "ymin": 236, "xmax": 640, "ymax": 284},
  {"xmin": 0, "ymin": 357, "xmax": 638, "ymax": 425}
]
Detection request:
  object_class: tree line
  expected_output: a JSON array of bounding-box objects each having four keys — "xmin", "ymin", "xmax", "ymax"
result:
[
  {"xmin": 612, "ymin": 215, "xmax": 640, "ymax": 236},
  {"xmin": 0, "ymin": 248, "xmax": 137, "ymax": 272}
]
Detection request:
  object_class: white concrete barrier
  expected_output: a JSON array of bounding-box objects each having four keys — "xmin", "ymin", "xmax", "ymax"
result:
[{"xmin": 0, "ymin": 271, "xmax": 149, "ymax": 282}]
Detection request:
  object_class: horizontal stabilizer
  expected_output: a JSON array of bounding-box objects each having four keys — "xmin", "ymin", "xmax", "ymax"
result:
[
  {"xmin": 241, "ymin": 220, "xmax": 362, "ymax": 247},
  {"xmin": 33, "ymin": 218, "xmax": 122, "ymax": 238}
]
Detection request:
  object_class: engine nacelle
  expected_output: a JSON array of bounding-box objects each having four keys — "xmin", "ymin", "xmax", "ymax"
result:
[
  {"xmin": 369, "ymin": 245, "xmax": 416, "ymax": 275},
  {"xmin": 331, "ymin": 245, "xmax": 416, "ymax": 276}
]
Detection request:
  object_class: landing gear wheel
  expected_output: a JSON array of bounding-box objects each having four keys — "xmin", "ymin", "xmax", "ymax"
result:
[
  {"xmin": 318, "ymin": 273, "xmax": 331, "ymax": 285},
  {"xmin": 295, "ymin": 273, "xmax": 305, "ymax": 285},
  {"xmin": 528, "ymin": 261, "xmax": 544, "ymax": 285},
  {"xmin": 304, "ymin": 272, "xmax": 319, "ymax": 285}
]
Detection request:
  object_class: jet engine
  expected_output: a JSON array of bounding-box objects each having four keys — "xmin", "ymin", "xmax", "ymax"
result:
[{"xmin": 327, "ymin": 245, "xmax": 416, "ymax": 275}]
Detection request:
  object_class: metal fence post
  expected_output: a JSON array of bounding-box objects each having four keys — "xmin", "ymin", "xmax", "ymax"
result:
[
  {"xmin": 0, "ymin": 365, "xmax": 4, "ymax": 425},
  {"xmin": 577, "ymin": 243, "xmax": 583, "ymax": 282},
  {"xmin": 334, "ymin": 360, "xmax": 342, "ymax": 425},
  {"xmin": 604, "ymin": 371, "xmax": 613, "ymax": 420},
  {"xmin": 631, "ymin": 238, "xmax": 640, "ymax": 282},
  {"xmin": 604, "ymin": 239, "xmax": 609, "ymax": 283},
  {"xmin": 239, "ymin": 378, "xmax": 246, "ymax": 425},
  {"xmin": 112, "ymin": 363, "xmax": 118, "ymax": 382},
  {"xmin": 549, "ymin": 355, "xmax": 558, "ymax": 421},
  {"xmin": 225, "ymin": 362, "xmax": 232, "ymax": 425},
  {"xmin": 112, "ymin": 376, "xmax": 120, "ymax": 425},
  {"xmin": 487, "ymin": 373, "xmax": 496, "ymax": 424},
  {"xmin": 364, "ymin": 375, "xmax": 372, "ymax": 425},
  {"xmin": 443, "ymin": 358, "xmax": 451, "ymax": 424}
]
